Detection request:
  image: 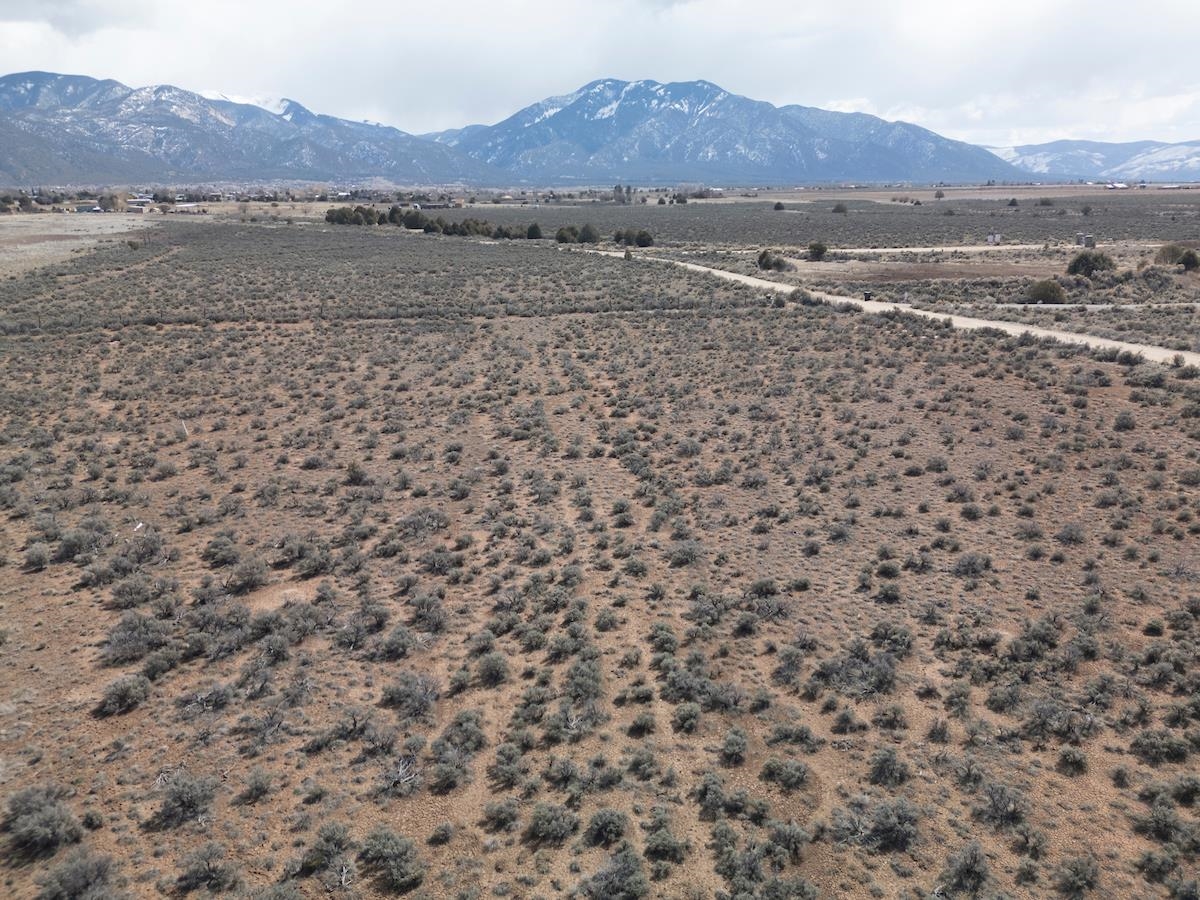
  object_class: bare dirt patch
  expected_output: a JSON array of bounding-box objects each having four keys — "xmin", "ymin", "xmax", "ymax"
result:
[{"xmin": 0, "ymin": 213, "xmax": 156, "ymax": 277}]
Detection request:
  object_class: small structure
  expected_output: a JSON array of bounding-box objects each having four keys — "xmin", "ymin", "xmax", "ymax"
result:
[{"xmin": 987, "ymin": 232, "xmax": 1002, "ymax": 245}]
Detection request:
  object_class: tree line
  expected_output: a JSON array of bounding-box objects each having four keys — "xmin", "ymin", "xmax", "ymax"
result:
[
  {"xmin": 325, "ymin": 205, "xmax": 539, "ymax": 238},
  {"xmin": 325, "ymin": 206, "xmax": 652, "ymax": 246}
]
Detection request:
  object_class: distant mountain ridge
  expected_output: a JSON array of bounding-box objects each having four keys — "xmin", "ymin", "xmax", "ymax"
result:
[
  {"xmin": 425, "ymin": 78, "xmax": 1022, "ymax": 184},
  {"xmin": 0, "ymin": 71, "xmax": 500, "ymax": 185},
  {"xmin": 988, "ymin": 139, "xmax": 1200, "ymax": 181},
  {"xmin": 2, "ymin": 70, "xmax": 1198, "ymax": 187}
]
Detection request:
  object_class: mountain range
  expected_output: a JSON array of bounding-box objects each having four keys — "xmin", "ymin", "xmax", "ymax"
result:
[
  {"xmin": 0, "ymin": 72, "xmax": 498, "ymax": 185},
  {"xmin": 1, "ymin": 71, "xmax": 1198, "ymax": 187},
  {"xmin": 424, "ymin": 78, "xmax": 1019, "ymax": 184},
  {"xmin": 988, "ymin": 139, "xmax": 1200, "ymax": 181}
]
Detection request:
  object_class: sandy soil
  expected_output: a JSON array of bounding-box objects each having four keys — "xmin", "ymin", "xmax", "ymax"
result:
[
  {"xmin": 0, "ymin": 213, "xmax": 156, "ymax": 277},
  {"xmin": 4, "ymin": 220, "xmax": 1198, "ymax": 898}
]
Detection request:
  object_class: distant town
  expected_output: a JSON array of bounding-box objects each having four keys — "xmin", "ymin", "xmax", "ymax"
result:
[{"xmin": 0, "ymin": 184, "xmax": 743, "ymax": 216}]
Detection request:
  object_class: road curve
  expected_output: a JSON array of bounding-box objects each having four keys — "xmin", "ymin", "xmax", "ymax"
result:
[{"xmin": 607, "ymin": 251, "xmax": 1200, "ymax": 367}]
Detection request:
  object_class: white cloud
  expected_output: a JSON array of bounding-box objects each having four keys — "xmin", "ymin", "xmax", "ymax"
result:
[{"xmin": 1, "ymin": 0, "xmax": 1198, "ymax": 144}]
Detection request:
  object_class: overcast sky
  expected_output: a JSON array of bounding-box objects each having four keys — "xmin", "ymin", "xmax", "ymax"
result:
[{"xmin": 2, "ymin": 0, "xmax": 1198, "ymax": 147}]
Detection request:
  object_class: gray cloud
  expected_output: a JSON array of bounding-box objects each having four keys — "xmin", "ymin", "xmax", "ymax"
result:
[
  {"xmin": 1, "ymin": 0, "xmax": 1197, "ymax": 145},
  {"xmin": 0, "ymin": 0, "xmax": 148, "ymax": 36}
]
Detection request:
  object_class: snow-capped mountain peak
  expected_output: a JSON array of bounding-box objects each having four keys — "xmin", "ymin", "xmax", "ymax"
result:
[
  {"xmin": 201, "ymin": 90, "xmax": 289, "ymax": 116},
  {"xmin": 424, "ymin": 77, "xmax": 1019, "ymax": 183},
  {"xmin": 6, "ymin": 69, "xmax": 1195, "ymax": 186},
  {"xmin": 985, "ymin": 139, "xmax": 1200, "ymax": 180},
  {"xmin": 0, "ymin": 70, "xmax": 500, "ymax": 184}
]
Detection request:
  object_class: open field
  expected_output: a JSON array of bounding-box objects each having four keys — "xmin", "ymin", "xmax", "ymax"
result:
[
  {"xmin": 385, "ymin": 191, "xmax": 1200, "ymax": 249},
  {"xmin": 196, "ymin": 187, "xmax": 1200, "ymax": 249},
  {"xmin": 1, "ymin": 203, "xmax": 1199, "ymax": 900},
  {"xmin": 0, "ymin": 215, "xmax": 155, "ymax": 278}
]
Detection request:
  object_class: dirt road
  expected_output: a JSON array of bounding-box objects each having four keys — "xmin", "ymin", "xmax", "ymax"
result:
[
  {"xmin": 723, "ymin": 243, "xmax": 1049, "ymax": 256},
  {"xmin": 813, "ymin": 243, "xmax": 1047, "ymax": 255},
  {"xmin": 598, "ymin": 250, "xmax": 1200, "ymax": 367}
]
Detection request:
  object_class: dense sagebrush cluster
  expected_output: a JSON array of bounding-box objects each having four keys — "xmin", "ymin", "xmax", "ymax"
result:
[
  {"xmin": 0, "ymin": 224, "xmax": 751, "ymax": 334},
  {"xmin": 1, "ymin": 215, "xmax": 1198, "ymax": 898}
]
